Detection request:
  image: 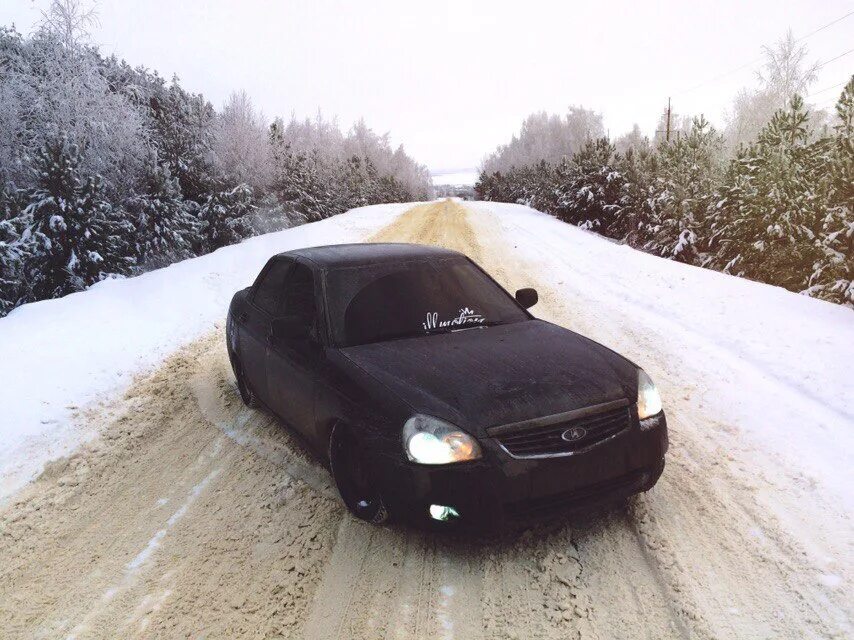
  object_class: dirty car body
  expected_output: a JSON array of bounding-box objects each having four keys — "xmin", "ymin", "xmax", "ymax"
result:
[{"xmin": 226, "ymin": 243, "xmax": 668, "ymax": 527}]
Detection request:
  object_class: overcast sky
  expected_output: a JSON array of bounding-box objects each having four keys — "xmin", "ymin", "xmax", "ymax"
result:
[{"xmin": 3, "ymin": 0, "xmax": 853, "ymax": 174}]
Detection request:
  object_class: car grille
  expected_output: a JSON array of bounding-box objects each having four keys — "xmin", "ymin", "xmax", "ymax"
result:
[{"xmin": 493, "ymin": 403, "xmax": 631, "ymax": 458}]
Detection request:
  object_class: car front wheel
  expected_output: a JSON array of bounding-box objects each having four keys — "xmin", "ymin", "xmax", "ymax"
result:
[{"xmin": 329, "ymin": 423, "xmax": 391, "ymax": 525}]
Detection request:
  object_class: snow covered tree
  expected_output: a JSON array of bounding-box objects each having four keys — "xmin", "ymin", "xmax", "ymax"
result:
[
  {"xmin": 148, "ymin": 81, "xmax": 219, "ymax": 203},
  {"xmin": 481, "ymin": 107, "xmax": 605, "ymax": 175},
  {"xmin": 340, "ymin": 155, "xmax": 382, "ymax": 208},
  {"xmin": 614, "ymin": 124, "xmax": 650, "ymax": 156},
  {"xmin": 270, "ymin": 144, "xmax": 335, "ymax": 223},
  {"xmin": 802, "ymin": 78, "xmax": 854, "ymax": 305},
  {"xmin": 0, "ymin": 21, "xmax": 148, "ymax": 199},
  {"xmin": 474, "ymin": 171, "xmax": 501, "ymax": 201},
  {"xmin": 615, "ymin": 147, "xmax": 659, "ymax": 246},
  {"xmin": 213, "ymin": 91, "xmax": 272, "ymax": 193},
  {"xmin": 39, "ymin": 0, "xmax": 99, "ymax": 49},
  {"xmin": 248, "ymin": 192, "xmax": 308, "ymax": 235},
  {"xmin": 0, "ymin": 27, "xmax": 28, "ymax": 188},
  {"xmin": 707, "ymin": 96, "xmax": 830, "ymax": 292},
  {"xmin": 197, "ymin": 184, "xmax": 254, "ymax": 254},
  {"xmin": 551, "ymin": 140, "xmax": 625, "ymax": 235},
  {"xmin": 22, "ymin": 136, "xmax": 83, "ymax": 299},
  {"xmin": 23, "ymin": 136, "xmax": 132, "ymax": 300},
  {"xmin": 643, "ymin": 116, "xmax": 723, "ymax": 263},
  {"xmin": 652, "ymin": 110, "xmax": 693, "ymax": 148},
  {"xmin": 0, "ymin": 8, "xmax": 431, "ymax": 311},
  {"xmin": 267, "ymin": 114, "xmax": 429, "ymax": 218},
  {"xmin": 0, "ymin": 183, "xmax": 30, "ymax": 315},
  {"xmin": 828, "ymin": 76, "xmax": 854, "ymax": 211},
  {"xmin": 474, "ymin": 68, "xmax": 850, "ymax": 307},
  {"xmin": 125, "ymin": 159, "xmax": 198, "ymax": 267},
  {"xmin": 725, "ymin": 31, "xmax": 820, "ymax": 152}
]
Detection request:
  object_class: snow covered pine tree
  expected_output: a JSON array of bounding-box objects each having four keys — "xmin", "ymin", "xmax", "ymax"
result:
[
  {"xmin": 125, "ymin": 159, "xmax": 198, "ymax": 268},
  {"xmin": 706, "ymin": 92, "xmax": 852, "ymax": 302},
  {"xmin": 23, "ymin": 136, "xmax": 132, "ymax": 300},
  {"xmin": 0, "ymin": 184, "xmax": 30, "ymax": 314},
  {"xmin": 197, "ymin": 184, "xmax": 254, "ymax": 254}
]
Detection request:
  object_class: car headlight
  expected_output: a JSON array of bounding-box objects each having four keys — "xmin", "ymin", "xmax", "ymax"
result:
[
  {"xmin": 403, "ymin": 415, "xmax": 482, "ymax": 464},
  {"xmin": 637, "ymin": 369, "xmax": 663, "ymax": 419}
]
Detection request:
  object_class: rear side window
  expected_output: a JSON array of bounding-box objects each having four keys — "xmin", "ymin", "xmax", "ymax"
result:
[
  {"xmin": 253, "ymin": 260, "xmax": 291, "ymax": 315},
  {"xmin": 281, "ymin": 262, "xmax": 316, "ymax": 321}
]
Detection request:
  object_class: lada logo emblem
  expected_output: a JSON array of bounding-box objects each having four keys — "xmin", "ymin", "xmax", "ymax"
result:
[{"xmin": 561, "ymin": 426, "xmax": 587, "ymax": 442}]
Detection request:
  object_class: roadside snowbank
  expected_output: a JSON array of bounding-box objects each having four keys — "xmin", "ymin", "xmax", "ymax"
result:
[
  {"xmin": 475, "ymin": 201, "xmax": 854, "ymax": 508},
  {"xmin": 0, "ymin": 203, "xmax": 411, "ymax": 501}
]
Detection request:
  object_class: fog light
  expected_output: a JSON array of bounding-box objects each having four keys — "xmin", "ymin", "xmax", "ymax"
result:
[{"xmin": 428, "ymin": 504, "xmax": 460, "ymax": 521}]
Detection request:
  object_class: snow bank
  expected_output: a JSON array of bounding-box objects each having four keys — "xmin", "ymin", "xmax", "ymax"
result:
[
  {"xmin": 475, "ymin": 201, "xmax": 854, "ymax": 508},
  {"xmin": 0, "ymin": 203, "xmax": 411, "ymax": 501}
]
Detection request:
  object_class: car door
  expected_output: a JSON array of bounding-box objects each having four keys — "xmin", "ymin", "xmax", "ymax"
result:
[
  {"xmin": 266, "ymin": 260, "xmax": 322, "ymax": 438},
  {"xmin": 239, "ymin": 258, "xmax": 292, "ymax": 406}
]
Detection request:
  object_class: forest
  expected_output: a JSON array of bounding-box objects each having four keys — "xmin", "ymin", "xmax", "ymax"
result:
[
  {"xmin": 2, "ymin": 2, "xmax": 851, "ymax": 316},
  {"xmin": 0, "ymin": 2, "xmax": 430, "ymax": 316},
  {"xmin": 476, "ymin": 35, "xmax": 853, "ymax": 307}
]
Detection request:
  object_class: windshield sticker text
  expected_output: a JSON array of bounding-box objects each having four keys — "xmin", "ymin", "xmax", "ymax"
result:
[{"xmin": 423, "ymin": 307, "xmax": 485, "ymax": 331}]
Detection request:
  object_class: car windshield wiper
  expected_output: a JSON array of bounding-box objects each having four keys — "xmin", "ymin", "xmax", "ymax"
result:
[
  {"xmin": 434, "ymin": 320, "xmax": 507, "ymax": 334},
  {"xmin": 423, "ymin": 327, "xmax": 454, "ymax": 335},
  {"xmin": 364, "ymin": 320, "xmax": 510, "ymax": 343},
  {"xmin": 363, "ymin": 328, "xmax": 450, "ymax": 343},
  {"xmin": 452, "ymin": 320, "xmax": 506, "ymax": 331}
]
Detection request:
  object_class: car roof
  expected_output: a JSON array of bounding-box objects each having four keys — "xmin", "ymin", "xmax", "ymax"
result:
[{"xmin": 276, "ymin": 243, "xmax": 464, "ymax": 268}]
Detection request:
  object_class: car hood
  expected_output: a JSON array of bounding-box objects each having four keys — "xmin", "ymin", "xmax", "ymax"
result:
[{"xmin": 339, "ymin": 319, "xmax": 637, "ymax": 435}]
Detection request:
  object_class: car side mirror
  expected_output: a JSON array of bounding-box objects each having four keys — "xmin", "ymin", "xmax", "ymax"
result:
[
  {"xmin": 515, "ymin": 287, "xmax": 538, "ymax": 309},
  {"xmin": 271, "ymin": 316, "xmax": 312, "ymax": 342}
]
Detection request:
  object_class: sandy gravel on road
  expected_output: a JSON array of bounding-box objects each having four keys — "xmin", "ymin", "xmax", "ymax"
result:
[
  {"xmin": 0, "ymin": 199, "xmax": 849, "ymax": 639},
  {"xmin": 0, "ymin": 334, "xmax": 341, "ymax": 639}
]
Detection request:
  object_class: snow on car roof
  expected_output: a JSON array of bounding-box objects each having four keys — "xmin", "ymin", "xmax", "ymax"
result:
[{"xmin": 280, "ymin": 242, "xmax": 463, "ymax": 267}]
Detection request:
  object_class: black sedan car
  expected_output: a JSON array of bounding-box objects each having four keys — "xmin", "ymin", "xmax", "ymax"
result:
[{"xmin": 226, "ymin": 243, "xmax": 667, "ymax": 527}]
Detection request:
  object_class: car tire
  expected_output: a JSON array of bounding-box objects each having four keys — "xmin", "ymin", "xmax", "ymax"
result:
[
  {"xmin": 329, "ymin": 423, "xmax": 391, "ymax": 525},
  {"xmin": 232, "ymin": 356, "xmax": 257, "ymax": 407}
]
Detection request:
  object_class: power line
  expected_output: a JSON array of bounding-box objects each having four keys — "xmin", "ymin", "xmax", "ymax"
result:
[
  {"xmin": 807, "ymin": 80, "xmax": 848, "ymax": 99},
  {"xmin": 814, "ymin": 90, "xmax": 847, "ymax": 107},
  {"xmin": 675, "ymin": 59, "xmax": 762, "ymax": 96},
  {"xmin": 814, "ymin": 98, "xmax": 840, "ymax": 110},
  {"xmin": 795, "ymin": 9, "xmax": 854, "ymax": 41},
  {"xmin": 674, "ymin": 9, "xmax": 854, "ymax": 96},
  {"xmin": 815, "ymin": 48, "xmax": 854, "ymax": 70}
]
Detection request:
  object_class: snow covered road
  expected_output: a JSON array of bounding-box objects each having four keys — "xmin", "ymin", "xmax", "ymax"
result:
[{"xmin": 0, "ymin": 200, "xmax": 851, "ymax": 639}]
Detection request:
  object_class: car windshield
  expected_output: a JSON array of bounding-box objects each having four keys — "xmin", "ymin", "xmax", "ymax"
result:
[{"xmin": 325, "ymin": 256, "xmax": 528, "ymax": 346}]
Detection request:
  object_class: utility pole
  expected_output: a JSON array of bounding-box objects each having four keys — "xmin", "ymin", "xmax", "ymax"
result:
[
  {"xmin": 666, "ymin": 97, "xmax": 672, "ymax": 143},
  {"xmin": 656, "ymin": 98, "xmax": 673, "ymax": 144}
]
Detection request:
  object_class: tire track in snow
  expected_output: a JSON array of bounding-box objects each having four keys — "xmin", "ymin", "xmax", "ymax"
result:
[
  {"xmin": 66, "ymin": 467, "xmax": 222, "ymax": 640},
  {"xmin": 536, "ymin": 264, "xmax": 850, "ymax": 636},
  {"xmin": 301, "ymin": 519, "xmax": 489, "ymax": 639},
  {"xmin": 0, "ymin": 332, "xmax": 342, "ymax": 639},
  {"xmin": 190, "ymin": 372, "xmax": 338, "ymax": 500},
  {"xmin": 300, "ymin": 517, "xmax": 377, "ymax": 640}
]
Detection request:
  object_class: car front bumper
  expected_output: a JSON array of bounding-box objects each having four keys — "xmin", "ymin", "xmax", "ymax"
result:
[{"xmin": 375, "ymin": 412, "xmax": 668, "ymax": 528}]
